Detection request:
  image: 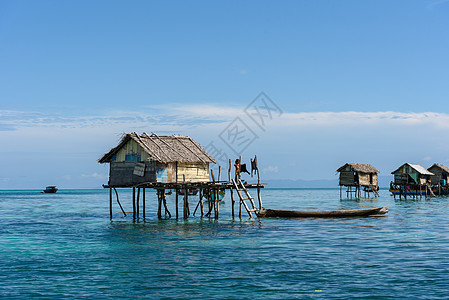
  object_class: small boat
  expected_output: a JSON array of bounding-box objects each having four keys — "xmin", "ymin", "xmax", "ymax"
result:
[
  {"xmin": 42, "ymin": 186, "xmax": 58, "ymax": 193},
  {"xmin": 179, "ymin": 188, "xmax": 199, "ymax": 196},
  {"xmin": 256, "ymin": 206, "xmax": 388, "ymax": 218},
  {"xmin": 203, "ymin": 189, "xmax": 225, "ymax": 202}
]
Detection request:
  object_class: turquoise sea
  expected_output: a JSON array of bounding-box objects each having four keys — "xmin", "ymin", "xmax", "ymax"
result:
[{"xmin": 0, "ymin": 188, "xmax": 448, "ymax": 299}]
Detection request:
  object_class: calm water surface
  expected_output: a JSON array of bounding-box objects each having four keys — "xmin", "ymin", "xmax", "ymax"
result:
[{"xmin": 0, "ymin": 188, "xmax": 448, "ymax": 299}]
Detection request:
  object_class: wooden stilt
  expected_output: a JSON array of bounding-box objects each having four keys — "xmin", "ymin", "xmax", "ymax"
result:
[
  {"xmin": 210, "ymin": 170, "xmax": 216, "ymax": 217},
  {"xmin": 230, "ymin": 188, "xmax": 235, "ymax": 219},
  {"xmin": 183, "ymin": 175, "xmax": 188, "ymax": 219},
  {"xmin": 109, "ymin": 187, "xmax": 113, "ymax": 219},
  {"xmin": 143, "ymin": 188, "xmax": 146, "ymax": 219},
  {"xmin": 228, "ymin": 159, "xmax": 235, "ymax": 218},
  {"xmin": 132, "ymin": 187, "xmax": 136, "ymax": 220},
  {"xmin": 184, "ymin": 189, "xmax": 188, "ymax": 219},
  {"xmin": 136, "ymin": 187, "xmax": 140, "ymax": 219},
  {"xmin": 175, "ymin": 189, "xmax": 179, "ymax": 219},
  {"xmin": 157, "ymin": 189, "xmax": 162, "ymax": 219},
  {"xmin": 214, "ymin": 189, "xmax": 219, "ymax": 219},
  {"xmin": 162, "ymin": 189, "xmax": 171, "ymax": 218},
  {"xmin": 113, "ymin": 188, "xmax": 126, "ymax": 216},
  {"xmin": 239, "ymin": 195, "xmax": 242, "ymax": 218},
  {"xmin": 257, "ymin": 165, "xmax": 262, "ymax": 210},
  {"xmin": 200, "ymin": 188, "xmax": 204, "ymax": 217}
]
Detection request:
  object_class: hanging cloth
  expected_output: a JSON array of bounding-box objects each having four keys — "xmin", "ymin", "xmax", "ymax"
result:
[
  {"xmin": 251, "ymin": 156, "xmax": 258, "ymax": 177},
  {"xmin": 240, "ymin": 163, "xmax": 250, "ymax": 175}
]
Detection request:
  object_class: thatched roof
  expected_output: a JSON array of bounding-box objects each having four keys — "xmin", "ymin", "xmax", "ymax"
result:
[
  {"xmin": 98, "ymin": 132, "xmax": 216, "ymax": 164},
  {"xmin": 336, "ymin": 163, "xmax": 379, "ymax": 174},
  {"xmin": 428, "ymin": 163, "xmax": 449, "ymax": 173},
  {"xmin": 391, "ymin": 163, "xmax": 434, "ymax": 175}
]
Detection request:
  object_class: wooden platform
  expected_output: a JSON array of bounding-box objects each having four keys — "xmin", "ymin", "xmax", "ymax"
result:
[{"xmin": 103, "ymin": 180, "xmax": 265, "ymax": 220}]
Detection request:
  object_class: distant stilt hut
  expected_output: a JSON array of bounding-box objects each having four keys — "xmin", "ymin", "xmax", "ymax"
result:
[
  {"xmin": 427, "ymin": 163, "xmax": 449, "ymax": 196},
  {"xmin": 337, "ymin": 163, "xmax": 379, "ymax": 198},
  {"xmin": 390, "ymin": 163, "xmax": 435, "ymax": 199}
]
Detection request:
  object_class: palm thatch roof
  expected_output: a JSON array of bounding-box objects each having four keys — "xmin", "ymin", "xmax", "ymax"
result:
[
  {"xmin": 98, "ymin": 132, "xmax": 216, "ymax": 164},
  {"xmin": 428, "ymin": 163, "xmax": 449, "ymax": 174},
  {"xmin": 336, "ymin": 163, "xmax": 379, "ymax": 174}
]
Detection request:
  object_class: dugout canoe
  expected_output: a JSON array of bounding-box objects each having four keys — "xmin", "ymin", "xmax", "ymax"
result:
[{"xmin": 256, "ymin": 206, "xmax": 388, "ymax": 218}]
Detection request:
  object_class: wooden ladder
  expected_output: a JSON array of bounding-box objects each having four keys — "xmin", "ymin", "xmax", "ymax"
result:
[
  {"xmin": 232, "ymin": 178, "xmax": 258, "ymax": 218},
  {"xmin": 426, "ymin": 183, "xmax": 436, "ymax": 197},
  {"xmin": 371, "ymin": 185, "xmax": 380, "ymax": 197}
]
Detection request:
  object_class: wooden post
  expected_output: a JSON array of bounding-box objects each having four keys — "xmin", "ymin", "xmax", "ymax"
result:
[
  {"xmin": 215, "ymin": 166, "xmax": 221, "ymax": 218},
  {"xmin": 113, "ymin": 188, "xmax": 126, "ymax": 217},
  {"xmin": 214, "ymin": 189, "xmax": 219, "ymax": 218},
  {"xmin": 175, "ymin": 189, "xmax": 179, "ymax": 219},
  {"xmin": 143, "ymin": 188, "xmax": 146, "ymax": 219},
  {"xmin": 162, "ymin": 189, "xmax": 171, "ymax": 218},
  {"xmin": 200, "ymin": 188, "xmax": 204, "ymax": 217},
  {"xmin": 229, "ymin": 159, "xmax": 235, "ymax": 218},
  {"xmin": 340, "ymin": 186, "xmax": 342, "ymax": 199},
  {"xmin": 136, "ymin": 187, "xmax": 140, "ymax": 219},
  {"xmin": 183, "ymin": 175, "xmax": 188, "ymax": 219},
  {"xmin": 257, "ymin": 161, "xmax": 262, "ymax": 210},
  {"xmin": 157, "ymin": 189, "xmax": 162, "ymax": 219},
  {"xmin": 132, "ymin": 187, "xmax": 136, "ymax": 220},
  {"xmin": 109, "ymin": 187, "xmax": 113, "ymax": 219},
  {"xmin": 210, "ymin": 169, "xmax": 216, "ymax": 217},
  {"xmin": 257, "ymin": 187, "xmax": 262, "ymax": 211}
]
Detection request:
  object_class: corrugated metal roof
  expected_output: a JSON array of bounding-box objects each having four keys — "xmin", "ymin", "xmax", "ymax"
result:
[{"xmin": 391, "ymin": 163, "xmax": 434, "ymax": 175}]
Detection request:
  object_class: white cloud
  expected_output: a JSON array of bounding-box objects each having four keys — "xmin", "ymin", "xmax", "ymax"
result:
[
  {"xmin": 3, "ymin": 107, "xmax": 449, "ymax": 132},
  {"xmin": 263, "ymin": 165, "xmax": 279, "ymax": 173},
  {"xmin": 81, "ymin": 173, "xmax": 106, "ymax": 179}
]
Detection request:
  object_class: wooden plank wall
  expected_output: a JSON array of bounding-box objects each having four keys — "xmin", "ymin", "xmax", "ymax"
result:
[
  {"xmin": 177, "ymin": 162, "xmax": 209, "ymax": 182},
  {"xmin": 358, "ymin": 173, "xmax": 377, "ymax": 186},
  {"xmin": 109, "ymin": 161, "xmax": 156, "ymax": 187},
  {"xmin": 339, "ymin": 171, "xmax": 355, "ymax": 185},
  {"xmin": 428, "ymin": 167, "xmax": 443, "ymax": 184},
  {"xmin": 114, "ymin": 139, "xmax": 151, "ymax": 162}
]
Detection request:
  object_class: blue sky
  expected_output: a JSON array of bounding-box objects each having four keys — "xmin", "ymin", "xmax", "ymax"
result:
[{"xmin": 1, "ymin": 0, "xmax": 449, "ymax": 188}]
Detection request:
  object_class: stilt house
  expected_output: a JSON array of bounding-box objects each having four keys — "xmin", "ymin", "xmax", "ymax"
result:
[
  {"xmin": 391, "ymin": 163, "xmax": 433, "ymax": 186},
  {"xmin": 98, "ymin": 132, "xmax": 216, "ymax": 187},
  {"xmin": 427, "ymin": 164, "xmax": 449, "ymax": 195},
  {"xmin": 427, "ymin": 163, "xmax": 449, "ymax": 186},
  {"xmin": 337, "ymin": 163, "xmax": 379, "ymax": 190}
]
